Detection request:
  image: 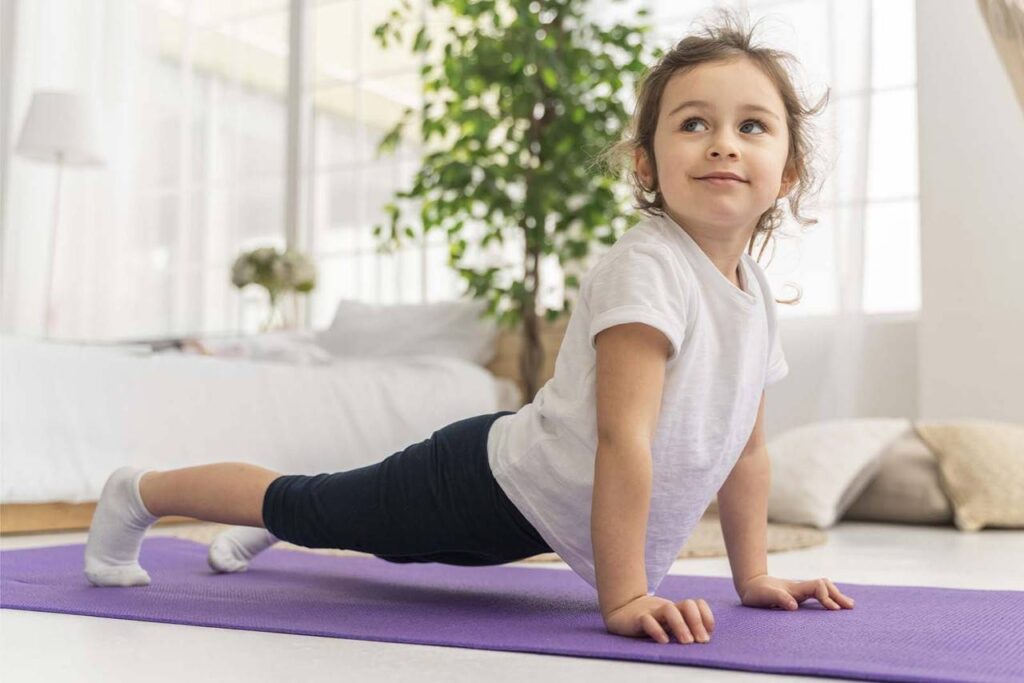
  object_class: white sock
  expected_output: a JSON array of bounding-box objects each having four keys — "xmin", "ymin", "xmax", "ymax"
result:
[
  {"xmin": 208, "ymin": 526, "xmax": 278, "ymax": 573},
  {"xmin": 83, "ymin": 466, "xmax": 159, "ymax": 587}
]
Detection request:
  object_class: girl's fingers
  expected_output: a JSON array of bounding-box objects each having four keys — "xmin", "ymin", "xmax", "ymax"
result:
[
  {"xmin": 814, "ymin": 579, "xmax": 838, "ymax": 609},
  {"xmin": 791, "ymin": 579, "xmax": 813, "ymax": 603},
  {"xmin": 677, "ymin": 600, "xmax": 708, "ymax": 642},
  {"xmin": 826, "ymin": 579, "xmax": 855, "ymax": 608},
  {"xmin": 791, "ymin": 578, "xmax": 855, "ymax": 610},
  {"xmin": 664, "ymin": 603, "xmax": 696, "ymax": 643},
  {"xmin": 640, "ymin": 613, "xmax": 670, "ymax": 644},
  {"xmin": 697, "ymin": 598, "xmax": 715, "ymax": 633},
  {"xmin": 792, "ymin": 579, "xmax": 821, "ymax": 604}
]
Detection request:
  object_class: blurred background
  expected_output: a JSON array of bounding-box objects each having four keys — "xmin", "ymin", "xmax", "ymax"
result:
[{"xmin": 1, "ymin": 0, "xmax": 1022, "ymax": 427}]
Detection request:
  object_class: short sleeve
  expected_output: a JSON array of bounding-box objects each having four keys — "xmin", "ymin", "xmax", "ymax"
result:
[
  {"xmin": 584, "ymin": 244, "xmax": 688, "ymax": 362},
  {"xmin": 764, "ymin": 303, "xmax": 789, "ymax": 386}
]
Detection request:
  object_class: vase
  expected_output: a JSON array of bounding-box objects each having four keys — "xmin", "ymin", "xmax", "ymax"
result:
[
  {"xmin": 261, "ymin": 292, "xmax": 284, "ymax": 332},
  {"xmin": 261, "ymin": 290, "xmax": 299, "ymax": 332}
]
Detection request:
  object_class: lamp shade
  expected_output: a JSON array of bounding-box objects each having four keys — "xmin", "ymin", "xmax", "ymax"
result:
[{"xmin": 15, "ymin": 91, "xmax": 105, "ymax": 166}]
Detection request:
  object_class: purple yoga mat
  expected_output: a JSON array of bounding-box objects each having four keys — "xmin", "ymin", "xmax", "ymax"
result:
[{"xmin": 1, "ymin": 538, "xmax": 1021, "ymax": 682}]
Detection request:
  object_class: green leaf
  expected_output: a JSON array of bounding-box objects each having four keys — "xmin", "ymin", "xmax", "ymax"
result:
[
  {"xmin": 541, "ymin": 67, "xmax": 558, "ymax": 90},
  {"xmin": 413, "ymin": 26, "xmax": 430, "ymax": 52},
  {"xmin": 377, "ymin": 108, "xmax": 414, "ymax": 156}
]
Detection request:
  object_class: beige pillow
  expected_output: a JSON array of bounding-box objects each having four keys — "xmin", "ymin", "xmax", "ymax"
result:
[
  {"xmin": 843, "ymin": 433, "xmax": 953, "ymax": 525},
  {"xmin": 763, "ymin": 418, "xmax": 912, "ymax": 528},
  {"xmin": 914, "ymin": 419, "xmax": 1024, "ymax": 531}
]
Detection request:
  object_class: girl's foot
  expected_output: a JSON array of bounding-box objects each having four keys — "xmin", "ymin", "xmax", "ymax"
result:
[
  {"xmin": 83, "ymin": 467, "xmax": 158, "ymax": 586},
  {"xmin": 208, "ymin": 526, "xmax": 278, "ymax": 573}
]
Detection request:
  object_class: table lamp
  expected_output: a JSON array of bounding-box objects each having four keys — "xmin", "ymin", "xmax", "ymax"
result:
[{"xmin": 15, "ymin": 90, "xmax": 105, "ymax": 337}]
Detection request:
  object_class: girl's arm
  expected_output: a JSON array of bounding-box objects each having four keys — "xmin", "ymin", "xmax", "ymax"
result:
[
  {"xmin": 716, "ymin": 391, "xmax": 770, "ymax": 596},
  {"xmin": 592, "ymin": 321, "xmax": 671, "ymax": 619},
  {"xmin": 716, "ymin": 393, "xmax": 857, "ymax": 612}
]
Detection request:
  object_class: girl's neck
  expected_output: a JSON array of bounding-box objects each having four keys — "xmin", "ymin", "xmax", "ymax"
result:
[{"xmin": 663, "ymin": 207, "xmax": 753, "ymax": 286}]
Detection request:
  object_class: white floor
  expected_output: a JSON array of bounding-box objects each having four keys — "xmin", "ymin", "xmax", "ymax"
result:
[{"xmin": 2, "ymin": 521, "xmax": 1022, "ymax": 683}]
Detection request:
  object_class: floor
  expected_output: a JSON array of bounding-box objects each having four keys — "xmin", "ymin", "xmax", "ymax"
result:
[{"xmin": 2, "ymin": 521, "xmax": 1022, "ymax": 683}]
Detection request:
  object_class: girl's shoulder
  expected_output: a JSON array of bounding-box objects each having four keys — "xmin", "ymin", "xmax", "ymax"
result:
[
  {"xmin": 581, "ymin": 224, "xmax": 696, "ymax": 309},
  {"xmin": 590, "ymin": 216, "xmax": 680, "ymax": 269}
]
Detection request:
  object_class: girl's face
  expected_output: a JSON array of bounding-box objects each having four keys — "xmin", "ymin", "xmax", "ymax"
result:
[{"xmin": 636, "ymin": 57, "xmax": 795, "ymax": 237}]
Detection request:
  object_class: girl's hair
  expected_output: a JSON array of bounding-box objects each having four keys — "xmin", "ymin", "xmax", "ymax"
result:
[{"xmin": 603, "ymin": 8, "xmax": 830, "ymax": 305}]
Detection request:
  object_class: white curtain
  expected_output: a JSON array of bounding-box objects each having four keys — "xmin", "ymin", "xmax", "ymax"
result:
[
  {"xmin": 749, "ymin": 0, "xmax": 875, "ymax": 422},
  {"xmin": 1, "ymin": 0, "xmax": 290, "ymax": 341},
  {"xmin": 3, "ymin": 0, "xmax": 158, "ymax": 340},
  {"xmin": 0, "ymin": 0, "xmax": 458, "ymax": 341},
  {"xmin": 815, "ymin": 0, "xmax": 873, "ymax": 421}
]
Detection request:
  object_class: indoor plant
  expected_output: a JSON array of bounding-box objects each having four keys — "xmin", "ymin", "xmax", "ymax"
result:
[{"xmin": 372, "ymin": 0, "xmax": 658, "ymax": 401}]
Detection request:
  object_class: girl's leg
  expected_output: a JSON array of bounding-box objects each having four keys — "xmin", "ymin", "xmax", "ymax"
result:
[
  {"xmin": 84, "ymin": 463, "xmax": 281, "ymax": 587},
  {"xmin": 140, "ymin": 463, "xmax": 283, "ymax": 574},
  {"xmin": 138, "ymin": 462, "xmax": 280, "ymax": 525}
]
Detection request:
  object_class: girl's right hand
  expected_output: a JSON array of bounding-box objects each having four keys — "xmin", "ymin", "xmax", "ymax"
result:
[{"xmin": 603, "ymin": 594, "xmax": 715, "ymax": 644}]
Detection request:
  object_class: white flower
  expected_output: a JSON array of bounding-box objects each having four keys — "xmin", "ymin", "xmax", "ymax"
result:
[
  {"xmin": 231, "ymin": 256, "xmax": 257, "ymax": 287},
  {"xmin": 230, "ymin": 246, "xmax": 318, "ymax": 295}
]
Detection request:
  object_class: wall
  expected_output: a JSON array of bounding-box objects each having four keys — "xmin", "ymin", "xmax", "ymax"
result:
[
  {"xmin": 766, "ymin": 316, "xmax": 918, "ymax": 438},
  {"xmin": 916, "ymin": 0, "xmax": 1024, "ymax": 422}
]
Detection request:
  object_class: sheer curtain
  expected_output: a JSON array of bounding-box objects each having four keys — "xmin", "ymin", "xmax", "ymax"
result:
[
  {"xmin": 4, "ymin": 0, "xmax": 161, "ymax": 339},
  {"xmin": 0, "ymin": 0, "xmax": 459, "ymax": 341},
  {"xmin": 1, "ymin": 0, "xmax": 290, "ymax": 341},
  {"xmin": 812, "ymin": 0, "xmax": 873, "ymax": 421},
  {"xmin": 2, "ymin": 0, "xmax": 131, "ymax": 340}
]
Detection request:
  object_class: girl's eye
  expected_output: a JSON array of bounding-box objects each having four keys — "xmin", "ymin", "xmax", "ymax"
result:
[
  {"xmin": 680, "ymin": 117, "xmax": 708, "ymax": 132},
  {"xmin": 680, "ymin": 117, "xmax": 768, "ymax": 134},
  {"xmin": 741, "ymin": 119, "xmax": 768, "ymax": 134}
]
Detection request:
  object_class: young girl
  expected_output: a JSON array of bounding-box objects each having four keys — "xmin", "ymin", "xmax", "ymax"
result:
[{"xmin": 84, "ymin": 11, "xmax": 854, "ymax": 646}]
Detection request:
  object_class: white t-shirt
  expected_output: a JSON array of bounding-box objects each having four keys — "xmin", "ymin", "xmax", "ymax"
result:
[{"xmin": 486, "ymin": 212, "xmax": 788, "ymax": 595}]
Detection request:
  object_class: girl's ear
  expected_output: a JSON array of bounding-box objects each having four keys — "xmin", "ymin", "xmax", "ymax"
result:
[
  {"xmin": 634, "ymin": 148, "xmax": 656, "ymax": 191},
  {"xmin": 777, "ymin": 165, "xmax": 797, "ymax": 198}
]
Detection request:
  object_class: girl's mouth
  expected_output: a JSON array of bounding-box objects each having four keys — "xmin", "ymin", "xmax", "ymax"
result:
[{"xmin": 699, "ymin": 177, "xmax": 746, "ymax": 187}]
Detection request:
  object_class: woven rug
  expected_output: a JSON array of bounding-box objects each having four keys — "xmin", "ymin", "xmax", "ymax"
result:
[{"xmin": 164, "ymin": 512, "xmax": 826, "ymax": 562}]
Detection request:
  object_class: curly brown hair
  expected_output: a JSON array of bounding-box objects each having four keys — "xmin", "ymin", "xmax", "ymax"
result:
[{"xmin": 603, "ymin": 8, "xmax": 830, "ymax": 304}]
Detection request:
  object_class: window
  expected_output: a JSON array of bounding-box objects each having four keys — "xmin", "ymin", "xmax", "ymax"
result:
[
  {"xmin": 10, "ymin": 0, "xmax": 912, "ymax": 339},
  {"xmin": 145, "ymin": 0, "xmax": 292, "ymax": 335}
]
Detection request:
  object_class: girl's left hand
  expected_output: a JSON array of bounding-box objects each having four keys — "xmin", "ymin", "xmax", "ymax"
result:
[{"xmin": 739, "ymin": 575, "xmax": 855, "ymax": 611}]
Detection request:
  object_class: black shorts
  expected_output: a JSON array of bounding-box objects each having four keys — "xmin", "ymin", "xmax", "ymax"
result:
[{"xmin": 261, "ymin": 410, "xmax": 553, "ymax": 566}]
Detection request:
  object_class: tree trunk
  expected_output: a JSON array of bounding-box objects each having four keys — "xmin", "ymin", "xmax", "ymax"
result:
[
  {"xmin": 519, "ymin": 16, "xmax": 561, "ymax": 404},
  {"xmin": 519, "ymin": 247, "xmax": 544, "ymax": 403}
]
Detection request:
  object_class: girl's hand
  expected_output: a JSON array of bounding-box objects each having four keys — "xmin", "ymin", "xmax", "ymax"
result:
[
  {"xmin": 604, "ymin": 594, "xmax": 715, "ymax": 644},
  {"xmin": 739, "ymin": 574, "xmax": 856, "ymax": 611}
]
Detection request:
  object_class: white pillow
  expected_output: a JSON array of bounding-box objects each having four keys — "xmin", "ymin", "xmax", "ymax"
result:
[
  {"xmin": 315, "ymin": 299, "xmax": 498, "ymax": 365},
  {"xmin": 767, "ymin": 418, "xmax": 913, "ymax": 528}
]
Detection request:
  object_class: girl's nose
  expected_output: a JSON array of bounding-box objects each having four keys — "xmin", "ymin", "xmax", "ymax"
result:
[
  {"xmin": 707, "ymin": 147, "xmax": 740, "ymax": 160},
  {"xmin": 707, "ymin": 131, "xmax": 741, "ymax": 160}
]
